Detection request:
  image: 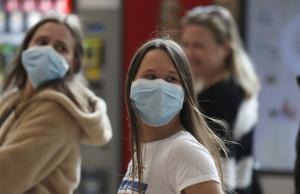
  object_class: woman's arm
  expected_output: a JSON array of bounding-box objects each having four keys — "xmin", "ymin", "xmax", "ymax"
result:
[
  {"xmin": 182, "ymin": 181, "xmax": 223, "ymax": 194},
  {"xmin": 0, "ymin": 100, "xmax": 78, "ymax": 193},
  {"xmin": 167, "ymin": 136, "xmax": 222, "ymax": 194}
]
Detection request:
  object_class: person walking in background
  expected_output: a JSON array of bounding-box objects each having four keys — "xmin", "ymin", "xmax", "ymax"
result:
[
  {"xmin": 0, "ymin": 12, "xmax": 112, "ymax": 193},
  {"xmin": 180, "ymin": 5, "xmax": 261, "ymax": 194},
  {"xmin": 118, "ymin": 38, "xmax": 227, "ymax": 194}
]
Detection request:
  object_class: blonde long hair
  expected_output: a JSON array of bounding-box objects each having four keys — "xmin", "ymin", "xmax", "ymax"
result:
[
  {"xmin": 125, "ymin": 38, "xmax": 227, "ymax": 190},
  {"xmin": 181, "ymin": 5, "xmax": 260, "ymax": 98}
]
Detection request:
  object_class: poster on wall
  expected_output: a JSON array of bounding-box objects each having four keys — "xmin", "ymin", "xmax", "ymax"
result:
[
  {"xmin": 82, "ymin": 36, "xmax": 104, "ymax": 81},
  {"xmin": 247, "ymin": 0, "xmax": 300, "ymax": 172}
]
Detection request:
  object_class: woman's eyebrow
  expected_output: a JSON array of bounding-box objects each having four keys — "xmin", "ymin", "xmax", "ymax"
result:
[{"xmin": 169, "ymin": 70, "xmax": 180, "ymax": 77}]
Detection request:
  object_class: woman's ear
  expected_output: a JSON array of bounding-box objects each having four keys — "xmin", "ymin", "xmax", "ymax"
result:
[
  {"xmin": 216, "ymin": 39, "xmax": 231, "ymax": 63},
  {"xmin": 221, "ymin": 39, "xmax": 232, "ymax": 58},
  {"xmin": 70, "ymin": 58, "xmax": 80, "ymax": 73}
]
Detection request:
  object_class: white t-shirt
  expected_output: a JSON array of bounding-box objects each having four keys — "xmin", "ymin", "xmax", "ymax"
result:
[{"xmin": 118, "ymin": 130, "xmax": 220, "ymax": 194}]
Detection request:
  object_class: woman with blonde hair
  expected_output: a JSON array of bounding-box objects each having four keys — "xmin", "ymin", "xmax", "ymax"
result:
[
  {"xmin": 0, "ymin": 12, "xmax": 112, "ymax": 193},
  {"xmin": 181, "ymin": 5, "xmax": 261, "ymax": 194}
]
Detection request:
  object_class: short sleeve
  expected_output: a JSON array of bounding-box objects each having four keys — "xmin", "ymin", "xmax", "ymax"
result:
[{"xmin": 167, "ymin": 138, "xmax": 220, "ymax": 193}]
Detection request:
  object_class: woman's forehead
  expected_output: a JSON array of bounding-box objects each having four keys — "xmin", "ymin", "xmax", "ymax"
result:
[
  {"xmin": 32, "ymin": 22, "xmax": 75, "ymax": 47},
  {"xmin": 139, "ymin": 49, "xmax": 178, "ymax": 73}
]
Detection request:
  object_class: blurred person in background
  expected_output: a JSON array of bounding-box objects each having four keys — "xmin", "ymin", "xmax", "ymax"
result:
[
  {"xmin": 180, "ymin": 5, "xmax": 261, "ymax": 194},
  {"xmin": 0, "ymin": 12, "xmax": 112, "ymax": 193}
]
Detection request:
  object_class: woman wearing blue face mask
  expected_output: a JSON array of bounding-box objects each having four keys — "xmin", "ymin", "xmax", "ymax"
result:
[
  {"xmin": 0, "ymin": 12, "xmax": 112, "ymax": 193},
  {"xmin": 118, "ymin": 38, "xmax": 227, "ymax": 194}
]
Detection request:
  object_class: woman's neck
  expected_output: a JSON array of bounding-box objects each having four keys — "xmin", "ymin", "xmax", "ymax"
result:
[
  {"xmin": 23, "ymin": 80, "xmax": 34, "ymax": 97},
  {"xmin": 198, "ymin": 71, "xmax": 229, "ymax": 91},
  {"xmin": 141, "ymin": 116, "xmax": 184, "ymax": 143}
]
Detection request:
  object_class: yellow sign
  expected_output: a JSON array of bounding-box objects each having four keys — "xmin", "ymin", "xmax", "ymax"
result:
[{"xmin": 82, "ymin": 36, "xmax": 103, "ymax": 81}]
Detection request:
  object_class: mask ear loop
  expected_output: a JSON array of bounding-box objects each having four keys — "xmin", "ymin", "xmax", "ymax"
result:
[
  {"xmin": 130, "ymin": 99, "xmax": 148, "ymax": 145},
  {"xmin": 131, "ymin": 102, "xmax": 144, "ymax": 129},
  {"xmin": 179, "ymin": 77, "xmax": 188, "ymax": 103}
]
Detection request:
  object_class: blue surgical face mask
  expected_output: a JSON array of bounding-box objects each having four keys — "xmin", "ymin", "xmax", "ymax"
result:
[
  {"xmin": 22, "ymin": 45, "xmax": 69, "ymax": 88},
  {"xmin": 130, "ymin": 79, "xmax": 184, "ymax": 127}
]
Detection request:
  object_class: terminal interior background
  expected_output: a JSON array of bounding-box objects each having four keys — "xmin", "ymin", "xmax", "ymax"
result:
[{"xmin": 0, "ymin": 0, "xmax": 299, "ymax": 194}]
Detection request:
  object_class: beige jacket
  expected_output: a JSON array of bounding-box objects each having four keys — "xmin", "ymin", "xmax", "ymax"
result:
[{"xmin": 0, "ymin": 84, "xmax": 112, "ymax": 194}]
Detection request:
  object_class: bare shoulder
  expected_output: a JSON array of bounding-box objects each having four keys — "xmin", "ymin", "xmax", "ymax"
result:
[{"xmin": 181, "ymin": 181, "xmax": 223, "ymax": 194}]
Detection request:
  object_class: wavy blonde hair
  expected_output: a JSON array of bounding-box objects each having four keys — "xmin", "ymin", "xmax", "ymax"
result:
[{"xmin": 181, "ymin": 5, "xmax": 260, "ymax": 98}]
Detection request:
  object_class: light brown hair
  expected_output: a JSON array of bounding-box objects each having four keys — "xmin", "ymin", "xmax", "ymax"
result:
[
  {"xmin": 125, "ymin": 38, "xmax": 227, "ymax": 190},
  {"xmin": 3, "ymin": 12, "xmax": 86, "ymax": 110}
]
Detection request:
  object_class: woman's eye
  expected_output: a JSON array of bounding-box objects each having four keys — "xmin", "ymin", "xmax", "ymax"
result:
[
  {"xmin": 36, "ymin": 38, "xmax": 48, "ymax": 45},
  {"xmin": 144, "ymin": 74, "xmax": 156, "ymax": 80},
  {"xmin": 166, "ymin": 76, "xmax": 179, "ymax": 83},
  {"xmin": 55, "ymin": 44, "xmax": 67, "ymax": 53}
]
